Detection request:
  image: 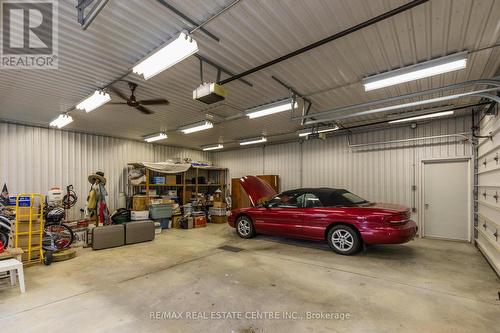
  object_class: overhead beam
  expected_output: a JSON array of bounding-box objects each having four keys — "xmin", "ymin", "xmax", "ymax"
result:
[
  {"xmin": 77, "ymin": 0, "xmax": 109, "ymax": 30},
  {"xmin": 216, "ymin": 102, "xmax": 488, "ymax": 152},
  {"xmin": 195, "ymin": 54, "xmax": 253, "ymax": 87},
  {"xmin": 218, "ymin": 0, "xmax": 429, "ymax": 85},
  {"xmin": 190, "ymin": 0, "xmax": 241, "ymax": 35},
  {"xmin": 156, "ymin": 0, "xmax": 220, "ymax": 42},
  {"xmin": 303, "ymin": 88, "xmax": 500, "ymax": 125},
  {"xmin": 271, "ymin": 75, "xmax": 312, "ymax": 125},
  {"xmin": 294, "ymin": 79, "xmax": 500, "ymax": 122}
]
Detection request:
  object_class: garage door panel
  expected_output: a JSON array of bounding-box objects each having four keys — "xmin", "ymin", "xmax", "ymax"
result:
[
  {"xmin": 479, "ymin": 114, "xmax": 499, "ymax": 134},
  {"xmin": 476, "ymin": 233, "xmax": 500, "ymax": 276},
  {"xmin": 478, "ymin": 203, "xmax": 500, "ymax": 222},
  {"xmin": 477, "ymin": 149, "xmax": 500, "ymax": 171},
  {"xmin": 477, "ymin": 209, "xmax": 500, "ymax": 236},
  {"xmin": 476, "ymin": 112, "xmax": 500, "ymax": 276},
  {"xmin": 478, "ymin": 172, "xmax": 500, "ymax": 185},
  {"xmin": 477, "ymin": 138, "xmax": 499, "ymax": 157},
  {"xmin": 477, "ymin": 191, "xmax": 500, "ymax": 210}
]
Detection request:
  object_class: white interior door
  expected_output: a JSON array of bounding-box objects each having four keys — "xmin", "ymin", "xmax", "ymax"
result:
[{"xmin": 423, "ymin": 160, "xmax": 469, "ymax": 241}]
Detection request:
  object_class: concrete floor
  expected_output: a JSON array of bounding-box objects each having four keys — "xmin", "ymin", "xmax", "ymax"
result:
[{"xmin": 0, "ymin": 224, "xmax": 498, "ymax": 332}]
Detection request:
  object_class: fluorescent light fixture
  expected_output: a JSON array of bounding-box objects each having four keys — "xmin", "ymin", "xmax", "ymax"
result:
[
  {"xmin": 202, "ymin": 144, "xmax": 223, "ymax": 151},
  {"xmin": 144, "ymin": 132, "xmax": 167, "ymax": 142},
  {"xmin": 298, "ymin": 125, "xmax": 339, "ymax": 137},
  {"xmin": 76, "ymin": 90, "xmax": 111, "ymax": 112},
  {"xmin": 49, "ymin": 114, "xmax": 73, "ymax": 129},
  {"xmin": 133, "ymin": 31, "xmax": 198, "ymax": 80},
  {"xmin": 363, "ymin": 52, "xmax": 467, "ymax": 91},
  {"xmin": 246, "ymin": 99, "xmax": 298, "ymax": 119},
  {"xmin": 181, "ymin": 120, "xmax": 213, "ymax": 134},
  {"xmin": 240, "ymin": 137, "xmax": 267, "ymax": 146},
  {"xmin": 388, "ymin": 111, "xmax": 454, "ymax": 124},
  {"xmin": 304, "ymin": 87, "xmax": 497, "ymax": 126}
]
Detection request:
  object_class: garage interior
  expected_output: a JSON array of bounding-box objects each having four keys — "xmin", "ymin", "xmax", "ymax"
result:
[{"xmin": 0, "ymin": 0, "xmax": 499, "ymax": 332}]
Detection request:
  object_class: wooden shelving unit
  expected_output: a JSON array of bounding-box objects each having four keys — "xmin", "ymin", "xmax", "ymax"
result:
[{"xmin": 127, "ymin": 164, "xmax": 227, "ymax": 205}]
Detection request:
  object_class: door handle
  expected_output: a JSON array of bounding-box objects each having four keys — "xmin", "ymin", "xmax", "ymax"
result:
[{"xmin": 424, "ymin": 203, "xmax": 429, "ymax": 209}]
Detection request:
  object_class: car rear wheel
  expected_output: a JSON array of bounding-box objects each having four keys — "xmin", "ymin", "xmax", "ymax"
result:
[
  {"xmin": 327, "ymin": 225, "xmax": 361, "ymax": 255},
  {"xmin": 236, "ymin": 216, "xmax": 255, "ymax": 239}
]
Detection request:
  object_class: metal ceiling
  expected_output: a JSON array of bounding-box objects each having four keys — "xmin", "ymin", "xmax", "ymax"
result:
[{"xmin": 0, "ymin": 0, "xmax": 499, "ymax": 150}]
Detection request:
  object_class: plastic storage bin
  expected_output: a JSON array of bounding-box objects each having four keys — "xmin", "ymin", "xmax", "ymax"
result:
[
  {"xmin": 154, "ymin": 218, "xmax": 171, "ymax": 229},
  {"xmin": 149, "ymin": 204, "xmax": 173, "ymax": 219},
  {"xmin": 153, "ymin": 176, "xmax": 165, "ymax": 184}
]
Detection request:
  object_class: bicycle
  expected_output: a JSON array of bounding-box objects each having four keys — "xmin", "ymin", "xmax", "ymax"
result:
[
  {"xmin": 42, "ymin": 185, "xmax": 77, "ymax": 265},
  {"xmin": 0, "ymin": 204, "xmax": 15, "ymax": 248}
]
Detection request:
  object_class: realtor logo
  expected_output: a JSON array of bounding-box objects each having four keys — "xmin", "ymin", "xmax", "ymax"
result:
[{"xmin": 1, "ymin": 0, "xmax": 58, "ymax": 69}]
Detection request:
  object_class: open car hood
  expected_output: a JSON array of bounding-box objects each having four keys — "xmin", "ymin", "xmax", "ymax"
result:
[{"xmin": 239, "ymin": 176, "xmax": 277, "ymax": 207}]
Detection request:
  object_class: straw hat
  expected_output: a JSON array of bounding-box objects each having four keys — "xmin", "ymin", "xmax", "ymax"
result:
[{"xmin": 88, "ymin": 171, "xmax": 106, "ymax": 185}]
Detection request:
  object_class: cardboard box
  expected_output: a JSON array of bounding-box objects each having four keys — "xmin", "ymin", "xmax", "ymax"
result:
[
  {"xmin": 131, "ymin": 210, "xmax": 150, "ymax": 221},
  {"xmin": 66, "ymin": 220, "xmax": 90, "ymax": 229},
  {"xmin": 22, "ymin": 251, "xmax": 40, "ymax": 262},
  {"xmin": 194, "ymin": 216, "xmax": 206, "ymax": 228},
  {"xmin": 16, "ymin": 207, "xmax": 41, "ymax": 222},
  {"xmin": 185, "ymin": 190, "xmax": 195, "ymax": 201},
  {"xmin": 16, "ymin": 220, "xmax": 41, "ymax": 233},
  {"xmin": 172, "ymin": 215, "xmax": 182, "ymax": 229},
  {"xmin": 213, "ymin": 202, "xmax": 226, "ymax": 208},
  {"xmin": 166, "ymin": 175, "xmax": 177, "ymax": 185},
  {"xmin": 150, "ymin": 198, "xmax": 162, "ymax": 205},
  {"xmin": 16, "ymin": 234, "xmax": 41, "ymax": 248},
  {"xmin": 211, "ymin": 215, "xmax": 227, "ymax": 224},
  {"xmin": 133, "ymin": 196, "xmax": 149, "ymax": 211},
  {"xmin": 162, "ymin": 199, "xmax": 175, "ymax": 204}
]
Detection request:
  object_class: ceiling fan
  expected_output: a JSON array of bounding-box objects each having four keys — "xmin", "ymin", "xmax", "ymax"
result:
[{"xmin": 109, "ymin": 82, "xmax": 169, "ymax": 114}]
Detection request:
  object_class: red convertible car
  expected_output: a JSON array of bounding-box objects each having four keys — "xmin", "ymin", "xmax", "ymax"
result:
[{"xmin": 228, "ymin": 176, "xmax": 417, "ymax": 255}]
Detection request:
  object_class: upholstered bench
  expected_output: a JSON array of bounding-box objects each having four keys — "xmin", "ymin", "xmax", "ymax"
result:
[
  {"xmin": 92, "ymin": 224, "xmax": 125, "ymax": 250},
  {"xmin": 125, "ymin": 220, "xmax": 155, "ymax": 245}
]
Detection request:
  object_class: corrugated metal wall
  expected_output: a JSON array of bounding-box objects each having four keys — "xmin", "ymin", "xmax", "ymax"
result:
[
  {"xmin": 0, "ymin": 122, "xmax": 211, "ymax": 219},
  {"xmin": 476, "ymin": 108, "xmax": 500, "ymax": 276},
  {"xmin": 214, "ymin": 116, "xmax": 472, "ymax": 233}
]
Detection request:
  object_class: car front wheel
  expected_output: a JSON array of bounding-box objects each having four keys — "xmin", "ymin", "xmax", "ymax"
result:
[
  {"xmin": 327, "ymin": 225, "xmax": 361, "ymax": 255},
  {"xmin": 236, "ymin": 216, "xmax": 255, "ymax": 239}
]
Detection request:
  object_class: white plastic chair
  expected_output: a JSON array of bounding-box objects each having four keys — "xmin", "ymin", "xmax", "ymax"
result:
[{"xmin": 0, "ymin": 259, "xmax": 25, "ymax": 293}]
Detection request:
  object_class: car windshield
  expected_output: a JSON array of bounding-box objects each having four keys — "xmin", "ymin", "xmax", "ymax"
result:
[{"xmin": 267, "ymin": 193, "xmax": 300, "ymax": 208}]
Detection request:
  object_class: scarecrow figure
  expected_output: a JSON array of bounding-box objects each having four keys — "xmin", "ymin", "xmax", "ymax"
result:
[{"xmin": 87, "ymin": 172, "xmax": 110, "ymax": 226}]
